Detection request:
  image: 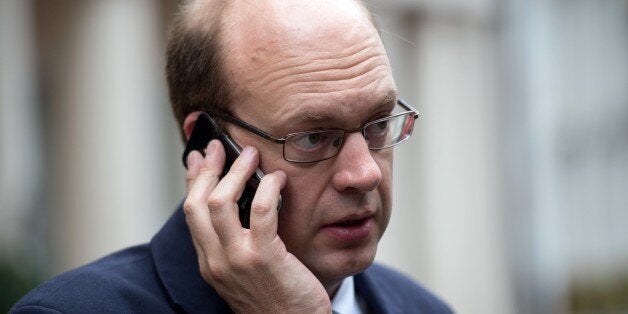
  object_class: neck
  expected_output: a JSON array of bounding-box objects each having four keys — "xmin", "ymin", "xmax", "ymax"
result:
[{"xmin": 324, "ymin": 278, "xmax": 344, "ymax": 299}]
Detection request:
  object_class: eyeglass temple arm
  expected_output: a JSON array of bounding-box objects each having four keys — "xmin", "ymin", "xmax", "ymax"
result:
[
  {"xmin": 397, "ymin": 98, "xmax": 419, "ymax": 119},
  {"xmin": 205, "ymin": 108, "xmax": 286, "ymax": 143}
]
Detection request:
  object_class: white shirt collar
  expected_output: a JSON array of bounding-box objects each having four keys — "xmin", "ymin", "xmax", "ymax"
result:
[{"xmin": 331, "ymin": 276, "xmax": 365, "ymax": 314}]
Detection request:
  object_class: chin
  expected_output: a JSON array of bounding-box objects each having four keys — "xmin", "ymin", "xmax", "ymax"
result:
[{"xmin": 309, "ymin": 242, "xmax": 379, "ymax": 286}]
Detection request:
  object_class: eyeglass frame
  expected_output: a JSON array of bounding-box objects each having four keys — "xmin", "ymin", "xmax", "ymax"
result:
[{"xmin": 206, "ymin": 98, "xmax": 420, "ymax": 163}]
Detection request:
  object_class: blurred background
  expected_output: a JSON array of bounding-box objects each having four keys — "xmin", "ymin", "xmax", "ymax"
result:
[{"xmin": 1, "ymin": 0, "xmax": 627, "ymax": 312}]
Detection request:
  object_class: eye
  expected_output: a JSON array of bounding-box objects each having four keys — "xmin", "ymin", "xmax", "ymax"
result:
[
  {"xmin": 369, "ymin": 119, "xmax": 389, "ymax": 135},
  {"xmin": 291, "ymin": 132, "xmax": 328, "ymax": 150},
  {"xmin": 375, "ymin": 120, "xmax": 388, "ymax": 131}
]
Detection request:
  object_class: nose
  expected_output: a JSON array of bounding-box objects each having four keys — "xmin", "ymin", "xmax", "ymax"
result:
[{"xmin": 331, "ymin": 132, "xmax": 383, "ymax": 192}]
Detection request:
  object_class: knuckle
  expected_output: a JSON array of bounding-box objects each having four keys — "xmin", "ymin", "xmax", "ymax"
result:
[
  {"xmin": 198, "ymin": 167, "xmax": 219, "ymax": 179},
  {"xmin": 185, "ymin": 168, "xmax": 198, "ymax": 181},
  {"xmin": 183, "ymin": 200, "xmax": 195, "ymax": 217},
  {"xmin": 251, "ymin": 201, "xmax": 272, "ymax": 214},
  {"xmin": 230, "ymin": 249, "xmax": 264, "ymax": 270},
  {"xmin": 198, "ymin": 167, "xmax": 214, "ymax": 177},
  {"xmin": 206, "ymin": 262, "xmax": 227, "ymax": 285},
  {"xmin": 184, "ymin": 173, "xmax": 194, "ymax": 184},
  {"xmin": 206, "ymin": 194, "xmax": 227, "ymax": 209}
]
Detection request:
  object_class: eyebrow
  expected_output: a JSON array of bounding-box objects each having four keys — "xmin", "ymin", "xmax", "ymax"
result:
[
  {"xmin": 290, "ymin": 90, "xmax": 399, "ymax": 127},
  {"xmin": 379, "ymin": 90, "xmax": 398, "ymax": 111}
]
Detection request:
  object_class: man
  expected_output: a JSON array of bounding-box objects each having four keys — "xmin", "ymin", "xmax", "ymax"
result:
[{"xmin": 13, "ymin": 0, "xmax": 452, "ymax": 313}]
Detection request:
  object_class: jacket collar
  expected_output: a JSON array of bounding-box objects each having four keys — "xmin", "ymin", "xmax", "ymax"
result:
[{"xmin": 150, "ymin": 203, "xmax": 231, "ymax": 313}]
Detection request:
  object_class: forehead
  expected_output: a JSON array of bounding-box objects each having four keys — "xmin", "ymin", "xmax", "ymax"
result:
[
  {"xmin": 283, "ymin": 91, "xmax": 398, "ymax": 128},
  {"xmin": 222, "ymin": 0, "xmax": 397, "ymax": 132},
  {"xmin": 224, "ymin": 1, "xmax": 372, "ymax": 44}
]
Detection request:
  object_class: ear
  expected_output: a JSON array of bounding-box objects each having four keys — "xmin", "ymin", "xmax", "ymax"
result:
[{"xmin": 183, "ymin": 111, "xmax": 204, "ymax": 141}]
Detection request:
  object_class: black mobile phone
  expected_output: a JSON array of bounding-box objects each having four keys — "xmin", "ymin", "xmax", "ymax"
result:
[{"xmin": 182, "ymin": 112, "xmax": 279, "ymax": 228}]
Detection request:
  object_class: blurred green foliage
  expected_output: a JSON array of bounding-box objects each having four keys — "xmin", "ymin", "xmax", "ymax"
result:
[
  {"xmin": 0, "ymin": 256, "xmax": 42, "ymax": 312},
  {"xmin": 569, "ymin": 272, "xmax": 628, "ymax": 314}
]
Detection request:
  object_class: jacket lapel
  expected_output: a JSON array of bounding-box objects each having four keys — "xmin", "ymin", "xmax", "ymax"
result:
[
  {"xmin": 150, "ymin": 203, "xmax": 232, "ymax": 313},
  {"xmin": 355, "ymin": 268, "xmax": 398, "ymax": 314}
]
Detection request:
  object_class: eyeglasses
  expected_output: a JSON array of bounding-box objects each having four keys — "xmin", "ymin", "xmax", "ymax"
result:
[{"xmin": 207, "ymin": 99, "xmax": 419, "ymax": 163}]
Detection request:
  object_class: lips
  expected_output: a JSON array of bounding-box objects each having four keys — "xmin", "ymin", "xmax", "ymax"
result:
[{"xmin": 322, "ymin": 213, "xmax": 374, "ymax": 242}]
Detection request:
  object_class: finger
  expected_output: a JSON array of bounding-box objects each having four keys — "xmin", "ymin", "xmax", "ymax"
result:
[
  {"xmin": 187, "ymin": 222, "xmax": 224, "ymax": 286},
  {"xmin": 186, "ymin": 140, "xmax": 225, "ymax": 193},
  {"xmin": 185, "ymin": 150, "xmax": 204, "ymax": 192},
  {"xmin": 208, "ymin": 146, "xmax": 259, "ymax": 246},
  {"xmin": 249, "ymin": 170, "xmax": 287, "ymax": 247},
  {"xmin": 184, "ymin": 140, "xmax": 225, "ymax": 250},
  {"xmin": 202, "ymin": 139, "xmax": 226, "ymax": 180},
  {"xmin": 186, "ymin": 140, "xmax": 225, "ymax": 209}
]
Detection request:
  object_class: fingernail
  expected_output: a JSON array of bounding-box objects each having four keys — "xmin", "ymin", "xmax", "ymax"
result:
[
  {"xmin": 207, "ymin": 139, "xmax": 219, "ymax": 154},
  {"xmin": 242, "ymin": 146, "xmax": 255, "ymax": 159},
  {"xmin": 274, "ymin": 170, "xmax": 287, "ymax": 187},
  {"xmin": 187, "ymin": 151, "xmax": 201, "ymax": 166}
]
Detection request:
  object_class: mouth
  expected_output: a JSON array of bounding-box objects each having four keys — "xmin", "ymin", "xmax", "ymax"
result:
[
  {"xmin": 333, "ymin": 217, "xmax": 370, "ymax": 227},
  {"xmin": 322, "ymin": 214, "xmax": 374, "ymax": 242}
]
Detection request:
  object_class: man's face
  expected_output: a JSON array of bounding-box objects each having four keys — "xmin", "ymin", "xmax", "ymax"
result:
[{"xmin": 222, "ymin": 0, "xmax": 397, "ymax": 287}]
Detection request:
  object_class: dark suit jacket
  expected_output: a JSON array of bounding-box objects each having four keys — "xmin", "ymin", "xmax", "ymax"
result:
[{"xmin": 12, "ymin": 205, "xmax": 452, "ymax": 313}]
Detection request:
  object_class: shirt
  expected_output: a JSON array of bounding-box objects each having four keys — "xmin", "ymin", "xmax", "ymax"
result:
[{"xmin": 332, "ymin": 276, "xmax": 367, "ymax": 314}]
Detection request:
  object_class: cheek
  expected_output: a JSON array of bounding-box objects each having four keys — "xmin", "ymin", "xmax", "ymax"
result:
[
  {"xmin": 276, "ymin": 166, "xmax": 331, "ymax": 249},
  {"xmin": 279, "ymin": 167, "xmax": 329, "ymax": 222},
  {"xmin": 376, "ymin": 150, "xmax": 393, "ymax": 194},
  {"xmin": 375, "ymin": 152, "xmax": 393, "ymax": 227}
]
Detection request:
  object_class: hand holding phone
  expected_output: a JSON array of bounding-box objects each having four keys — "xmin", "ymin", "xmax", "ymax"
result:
[
  {"xmin": 182, "ymin": 112, "xmax": 280, "ymax": 228},
  {"xmin": 182, "ymin": 134, "xmax": 330, "ymax": 313}
]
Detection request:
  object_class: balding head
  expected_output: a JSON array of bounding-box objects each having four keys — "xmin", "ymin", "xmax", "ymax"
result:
[
  {"xmin": 166, "ymin": 0, "xmax": 378, "ymax": 137},
  {"xmin": 221, "ymin": 0, "xmax": 379, "ymax": 104}
]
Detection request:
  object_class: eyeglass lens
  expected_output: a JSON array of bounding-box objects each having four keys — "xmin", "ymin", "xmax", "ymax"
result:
[{"xmin": 283, "ymin": 112, "xmax": 415, "ymax": 163}]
